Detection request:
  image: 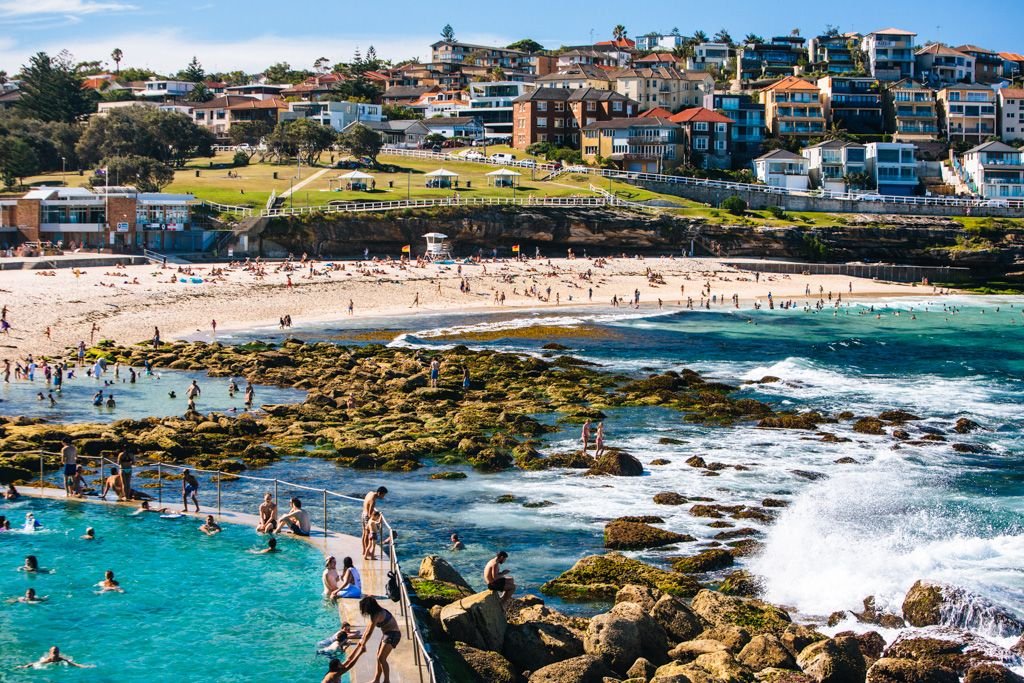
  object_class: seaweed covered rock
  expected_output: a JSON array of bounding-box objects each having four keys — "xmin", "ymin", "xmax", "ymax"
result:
[
  {"xmin": 454, "ymin": 643, "xmax": 516, "ymax": 683},
  {"xmin": 587, "ymin": 449, "xmax": 644, "ymax": 477},
  {"xmin": 690, "ymin": 590, "xmax": 792, "ymax": 636},
  {"xmin": 439, "ymin": 591, "xmax": 507, "ymax": 651},
  {"xmin": 720, "ymin": 570, "xmax": 764, "ymax": 598},
  {"xmin": 605, "ymin": 519, "xmax": 693, "ymax": 550},
  {"xmin": 902, "ymin": 580, "xmax": 1023, "ymax": 636},
  {"xmin": 673, "ymin": 549, "xmax": 735, "ymax": 574},
  {"xmin": 419, "ymin": 555, "xmax": 473, "ymax": 591},
  {"xmin": 655, "ymin": 492, "xmax": 688, "ymax": 505},
  {"xmin": 409, "ymin": 579, "xmax": 474, "ymax": 608},
  {"xmin": 883, "ymin": 628, "xmax": 1017, "ymax": 675},
  {"xmin": 797, "ymin": 637, "xmax": 868, "ymax": 683},
  {"xmin": 964, "ymin": 664, "xmax": 1024, "ymax": 683},
  {"xmin": 584, "ymin": 601, "xmax": 669, "ymax": 673},
  {"xmin": 541, "ymin": 553, "xmax": 701, "ymax": 601},
  {"xmin": 528, "ymin": 654, "xmax": 617, "ymax": 683},
  {"xmin": 866, "ymin": 657, "xmax": 959, "ymax": 683},
  {"xmin": 853, "ymin": 418, "xmax": 886, "ymax": 435}
]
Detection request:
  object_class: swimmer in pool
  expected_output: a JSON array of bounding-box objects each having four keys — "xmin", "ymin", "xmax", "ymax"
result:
[
  {"xmin": 10, "ymin": 588, "xmax": 47, "ymax": 604},
  {"xmin": 24, "ymin": 512, "xmax": 42, "ymax": 530},
  {"xmin": 97, "ymin": 570, "xmax": 123, "ymax": 592},
  {"xmin": 18, "ymin": 555, "xmax": 41, "ymax": 572},
  {"xmin": 4, "ymin": 483, "xmax": 20, "ymax": 500},
  {"xmin": 257, "ymin": 537, "xmax": 278, "ymax": 554},
  {"xmin": 318, "ymin": 622, "xmax": 362, "ymax": 654},
  {"xmin": 199, "ymin": 515, "xmax": 221, "ymax": 536},
  {"xmin": 81, "ymin": 527, "xmax": 95, "ymax": 540},
  {"xmin": 17, "ymin": 646, "xmax": 85, "ymax": 669},
  {"xmin": 320, "ymin": 643, "xmax": 366, "ymax": 681},
  {"xmin": 133, "ymin": 501, "xmax": 170, "ymax": 515}
]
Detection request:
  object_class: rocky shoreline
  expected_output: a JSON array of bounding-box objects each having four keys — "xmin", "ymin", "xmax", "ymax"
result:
[
  {"xmin": 0, "ymin": 338, "xmax": 1016, "ymax": 683},
  {"xmin": 413, "ymin": 555, "xmax": 1024, "ymax": 683}
]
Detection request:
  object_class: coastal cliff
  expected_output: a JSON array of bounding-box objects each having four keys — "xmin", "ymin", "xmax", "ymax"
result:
[{"xmin": 253, "ymin": 207, "xmax": 1024, "ymax": 280}]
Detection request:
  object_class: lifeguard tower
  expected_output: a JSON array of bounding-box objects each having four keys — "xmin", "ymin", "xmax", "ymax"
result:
[{"xmin": 423, "ymin": 232, "xmax": 452, "ymax": 260}]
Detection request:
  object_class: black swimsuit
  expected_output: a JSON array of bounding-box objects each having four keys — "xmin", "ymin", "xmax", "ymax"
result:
[{"xmin": 378, "ymin": 609, "xmax": 401, "ymax": 647}]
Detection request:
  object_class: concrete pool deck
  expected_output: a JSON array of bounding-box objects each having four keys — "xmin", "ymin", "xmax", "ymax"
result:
[{"xmin": 19, "ymin": 485, "xmax": 425, "ymax": 683}]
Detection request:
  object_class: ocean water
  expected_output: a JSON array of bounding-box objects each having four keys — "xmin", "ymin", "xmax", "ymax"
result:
[
  {"xmin": 0, "ymin": 497, "xmax": 339, "ymax": 682},
  {"xmin": 216, "ymin": 297, "xmax": 1024, "ymax": 639}
]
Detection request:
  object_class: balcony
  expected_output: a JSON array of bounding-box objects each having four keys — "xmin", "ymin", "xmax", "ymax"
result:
[{"xmin": 779, "ymin": 124, "xmax": 825, "ymax": 134}]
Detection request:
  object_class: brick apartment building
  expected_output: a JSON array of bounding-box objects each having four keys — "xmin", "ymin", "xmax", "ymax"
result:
[{"xmin": 512, "ymin": 87, "xmax": 639, "ymax": 150}]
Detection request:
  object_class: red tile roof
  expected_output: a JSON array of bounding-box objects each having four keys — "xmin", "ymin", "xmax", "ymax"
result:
[
  {"xmin": 225, "ymin": 97, "xmax": 287, "ymax": 111},
  {"xmin": 635, "ymin": 53, "xmax": 682, "ymax": 64},
  {"xmin": 638, "ymin": 106, "xmax": 674, "ymax": 119},
  {"xmin": 594, "ymin": 37, "xmax": 636, "ymax": 49},
  {"xmin": 999, "ymin": 88, "xmax": 1024, "ymax": 99},
  {"xmin": 761, "ymin": 75, "xmax": 820, "ymax": 92},
  {"xmin": 669, "ymin": 107, "xmax": 734, "ymax": 124}
]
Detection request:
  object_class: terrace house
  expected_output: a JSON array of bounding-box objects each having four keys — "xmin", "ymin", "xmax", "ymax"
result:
[
  {"xmin": 753, "ymin": 149, "xmax": 810, "ymax": 189},
  {"xmin": 817, "ymin": 76, "xmax": 883, "ymax": 134},
  {"xmin": 884, "ymin": 79, "xmax": 939, "ymax": 142},
  {"xmin": 997, "ymin": 88, "xmax": 1024, "ymax": 143},
  {"xmin": 937, "ymin": 84, "xmax": 997, "ymax": 144},
  {"xmin": 670, "ymin": 107, "xmax": 734, "ymax": 169},
  {"xmin": 761, "ymin": 76, "xmax": 826, "ymax": 141},
  {"xmin": 862, "ymin": 29, "xmax": 917, "ymax": 81},
  {"xmin": 613, "ymin": 68, "xmax": 713, "ymax": 111},
  {"xmin": 581, "ymin": 117, "xmax": 681, "ymax": 172},
  {"xmin": 807, "ymin": 33, "xmax": 862, "ymax": 75},
  {"xmin": 802, "ymin": 140, "xmax": 867, "ymax": 192},
  {"xmin": 961, "ymin": 141, "xmax": 1024, "ymax": 198},
  {"xmin": 956, "ymin": 45, "xmax": 1003, "ymax": 84}
]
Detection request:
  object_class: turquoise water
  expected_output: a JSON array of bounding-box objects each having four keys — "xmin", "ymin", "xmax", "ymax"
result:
[
  {"xmin": 0, "ymin": 497, "xmax": 338, "ymax": 681},
  {"xmin": 0, "ymin": 367, "xmax": 304, "ymax": 423}
]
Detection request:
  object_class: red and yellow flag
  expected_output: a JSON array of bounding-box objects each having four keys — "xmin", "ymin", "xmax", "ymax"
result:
[
  {"xmin": 511, "ymin": 244, "xmax": 520, "ymax": 253},
  {"xmin": 401, "ymin": 245, "xmax": 411, "ymax": 254}
]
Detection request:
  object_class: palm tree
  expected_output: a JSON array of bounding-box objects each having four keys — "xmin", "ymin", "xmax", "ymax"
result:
[
  {"xmin": 744, "ymin": 34, "xmax": 765, "ymax": 45},
  {"xmin": 692, "ymin": 30, "xmax": 709, "ymax": 44},
  {"xmin": 111, "ymin": 48, "xmax": 123, "ymax": 75},
  {"xmin": 714, "ymin": 29, "xmax": 733, "ymax": 46},
  {"xmin": 612, "ymin": 25, "xmax": 627, "ymax": 41}
]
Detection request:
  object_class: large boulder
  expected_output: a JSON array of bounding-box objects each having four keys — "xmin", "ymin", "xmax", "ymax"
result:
[
  {"xmin": 605, "ymin": 519, "xmax": 693, "ymax": 550},
  {"xmin": 585, "ymin": 602, "xmax": 669, "ymax": 674},
  {"xmin": 653, "ymin": 661, "xmax": 714, "ymax": 683},
  {"xmin": 901, "ymin": 581, "xmax": 1023, "ymax": 637},
  {"xmin": 740, "ymin": 635, "xmax": 799, "ymax": 671},
  {"xmin": 616, "ymin": 584, "xmax": 664, "ymax": 612},
  {"xmin": 669, "ymin": 639, "xmax": 731, "ymax": 663},
  {"xmin": 866, "ymin": 658, "xmax": 960, "ymax": 683},
  {"xmin": 409, "ymin": 578, "xmax": 474, "ymax": 608},
  {"xmin": 781, "ymin": 625, "xmax": 828, "ymax": 657},
  {"xmin": 542, "ymin": 553, "xmax": 700, "ymax": 601},
  {"xmin": 439, "ymin": 590, "xmax": 508, "ymax": 651},
  {"xmin": 694, "ymin": 651, "xmax": 755, "ymax": 683},
  {"xmin": 629, "ymin": 657, "xmax": 659, "ymax": 681},
  {"xmin": 690, "ymin": 590, "xmax": 792, "ymax": 636},
  {"xmin": 651, "ymin": 594, "xmax": 706, "ymax": 644},
  {"xmin": 503, "ymin": 620, "xmax": 585, "ymax": 673},
  {"xmin": 699, "ymin": 626, "xmax": 752, "ymax": 653},
  {"xmin": 529, "ymin": 654, "xmax": 617, "ymax": 683},
  {"xmin": 965, "ymin": 664, "xmax": 1024, "ymax": 683},
  {"xmin": 883, "ymin": 627, "xmax": 1018, "ymax": 676},
  {"xmin": 419, "ymin": 555, "xmax": 473, "ymax": 591},
  {"xmin": 455, "ymin": 642, "xmax": 517, "ymax": 683},
  {"xmin": 796, "ymin": 636, "xmax": 868, "ymax": 683},
  {"xmin": 588, "ymin": 449, "xmax": 644, "ymax": 476}
]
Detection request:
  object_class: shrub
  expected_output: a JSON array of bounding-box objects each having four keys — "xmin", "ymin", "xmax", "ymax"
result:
[
  {"xmin": 722, "ymin": 195, "xmax": 747, "ymax": 216},
  {"xmin": 232, "ymin": 150, "xmax": 250, "ymax": 167},
  {"xmin": 766, "ymin": 205, "xmax": 788, "ymax": 219}
]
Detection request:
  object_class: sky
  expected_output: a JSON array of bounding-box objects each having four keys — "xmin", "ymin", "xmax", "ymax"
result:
[{"xmin": 1, "ymin": 0, "xmax": 1022, "ymax": 76}]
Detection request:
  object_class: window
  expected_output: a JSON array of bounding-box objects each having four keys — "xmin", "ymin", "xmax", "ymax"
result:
[
  {"xmin": 554, "ymin": 119, "xmax": 564, "ymax": 128},
  {"xmin": 694, "ymin": 136, "xmax": 709, "ymax": 150},
  {"xmin": 694, "ymin": 121, "xmax": 709, "ymax": 131},
  {"xmin": 554, "ymin": 134, "xmax": 564, "ymax": 144},
  {"xmin": 536, "ymin": 117, "xmax": 547, "ymax": 128},
  {"xmin": 716, "ymin": 123, "xmax": 727, "ymax": 133},
  {"xmin": 538, "ymin": 133, "xmax": 547, "ymax": 142},
  {"xmin": 715, "ymin": 139, "xmax": 727, "ymax": 150},
  {"xmin": 612, "ymin": 101, "xmax": 623, "ymax": 112},
  {"xmin": 587, "ymin": 101, "xmax": 596, "ymax": 111},
  {"xmin": 195, "ymin": 112, "xmax": 205, "ymax": 120},
  {"xmin": 585, "ymin": 146, "xmax": 599, "ymax": 155},
  {"xmin": 537, "ymin": 101, "xmax": 548, "ymax": 111},
  {"xmin": 555, "ymin": 101, "xmax": 565, "ymax": 112}
]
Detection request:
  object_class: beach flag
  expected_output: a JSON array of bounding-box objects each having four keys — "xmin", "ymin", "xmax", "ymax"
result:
[
  {"xmin": 401, "ymin": 245, "xmax": 411, "ymax": 254},
  {"xmin": 511, "ymin": 244, "xmax": 520, "ymax": 253}
]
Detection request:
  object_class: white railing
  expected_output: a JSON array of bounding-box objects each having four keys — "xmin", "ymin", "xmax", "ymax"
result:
[
  {"xmin": 563, "ymin": 165, "xmax": 1024, "ymax": 210},
  {"xmin": 212, "ymin": 145, "xmax": 242, "ymax": 153},
  {"xmin": 380, "ymin": 146, "xmax": 561, "ymax": 172},
  {"xmin": 588, "ymin": 184, "xmax": 651, "ymax": 209},
  {"xmin": 30, "ymin": 451, "xmax": 437, "ymax": 683},
  {"xmin": 260, "ymin": 194, "xmax": 616, "ymax": 218},
  {"xmin": 141, "ymin": 249, "xmax": 167, "ymax": 264},
  {"xmin": 201, "ymin": 200, "xmax": 255, "ymax": 218}
]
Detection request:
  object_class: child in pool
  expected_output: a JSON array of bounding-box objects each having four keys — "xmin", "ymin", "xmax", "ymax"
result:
[{"xmin": 9, "ymin": 588, "xmax": 47, "ymax": 604}]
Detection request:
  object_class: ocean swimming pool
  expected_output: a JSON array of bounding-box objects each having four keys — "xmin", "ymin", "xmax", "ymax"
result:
[
  {"xmin": 0, "ymin": 497, "xmax": 339, "ymax": 681},
  {"xmin": 0, "ymin": 367, "xmax": 304, "ymax": 423}
]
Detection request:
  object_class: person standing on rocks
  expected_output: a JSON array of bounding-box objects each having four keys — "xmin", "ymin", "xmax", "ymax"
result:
[
  {"xmin": 484, "ymin": 551, "xmax": 516, "ymax": 608},
  {"xmin": 581, "ymin": 419, "xmax": 592, "ymax": 456},
  {"xmin": 594, "ymin": 422, "xmax": 605, "ymax": 458},
  {"xmin": 186, "ymin": 379, "xmax": 201, "ymax": 407},
  {"xmin": 428, "ymin": 358, "xmax": 440, "ymax": 388}
]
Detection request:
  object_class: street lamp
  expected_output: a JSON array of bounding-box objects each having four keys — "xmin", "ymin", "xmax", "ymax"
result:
[{"xmin": 60, "ymin": 156, "xmax": 66, "ymax": 187}]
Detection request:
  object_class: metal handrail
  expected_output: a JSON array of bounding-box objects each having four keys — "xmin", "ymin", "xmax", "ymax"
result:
[{"xmin": 31, "ymin": 451, "xmax": 437, "ymax": 683}]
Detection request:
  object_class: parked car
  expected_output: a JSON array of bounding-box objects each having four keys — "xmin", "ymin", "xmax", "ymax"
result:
[
  {"xmin": 462, "ymin": 151, "xmax": 485, "ymax": 160},
  {"xmin": 517, "ymin": 159, "xmax": 536, "ymax": 168},
  {"xmin": 430, "ymin": 145, "xmax": 443, "ymax": 154},
  {"xmin": 982, "ymin": 199, "xmax": 1010, "ymax": 207},
  {"xmin": 855, "ymin": 193, "xmax": 885, "ymax": 202},
  {"xmin": 489, "ymin": 153, "xmax": 516, "ymax": 164}
]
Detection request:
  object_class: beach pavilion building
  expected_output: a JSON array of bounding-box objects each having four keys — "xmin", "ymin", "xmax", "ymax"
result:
[
  {"xmin": 485, "ymin": 168, "xmax": 521, "ymax": 188},
  {"xmin": 424, "ymin": 169, "xmax": 459, "ymax": 189},
  {"xmin": 0, "ymin": 186, "xmax": 198, "ymax": 251}
]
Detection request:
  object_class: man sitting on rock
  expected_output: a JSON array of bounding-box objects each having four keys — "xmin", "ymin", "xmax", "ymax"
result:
[{"xmin": 484, "ymin": 550, "xmax": 515, "ymax": 608}]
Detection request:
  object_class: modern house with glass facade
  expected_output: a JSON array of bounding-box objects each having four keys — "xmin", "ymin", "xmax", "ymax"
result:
[{"xmin": 865, "ymin": 142, "xmax": 919, "ymax": 196}]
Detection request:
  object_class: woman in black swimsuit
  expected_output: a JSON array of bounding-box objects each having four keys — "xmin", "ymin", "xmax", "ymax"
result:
[{"xmin": 357, "ymin": 596, "xmax": 401, "ymax": 683}]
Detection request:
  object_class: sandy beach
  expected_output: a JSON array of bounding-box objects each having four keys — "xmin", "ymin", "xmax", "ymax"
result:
[{"xmin": 0, "ymin": 256, "xmax": 938, "ymax": 359}]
